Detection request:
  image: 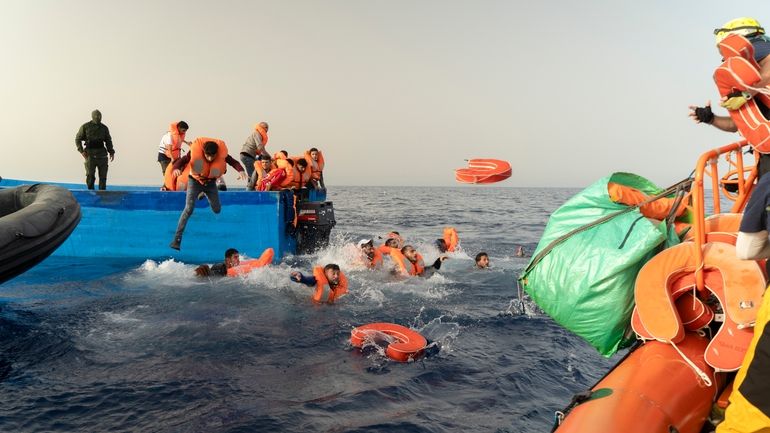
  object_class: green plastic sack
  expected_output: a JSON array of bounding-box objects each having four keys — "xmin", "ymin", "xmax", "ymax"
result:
[{"xmin": 519, "ymin": 172, "xmax": 681, "ymax": 356}]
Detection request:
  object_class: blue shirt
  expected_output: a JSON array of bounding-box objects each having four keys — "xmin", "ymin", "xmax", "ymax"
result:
[
  {"xmin": 740, "ymin": 173, "xmax": 770, "ymax": 232},
  {"xmin": 750, "ymin": 35, "xmax": 770, "ymax": 62}
]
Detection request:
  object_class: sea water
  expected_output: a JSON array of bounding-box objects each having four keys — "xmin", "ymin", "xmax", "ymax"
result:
[{"xmin": 0, "ymin": 186, "xmax": 620, "ymax": 433}]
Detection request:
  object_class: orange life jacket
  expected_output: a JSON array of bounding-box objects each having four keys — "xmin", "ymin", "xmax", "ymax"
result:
[
  {"xmin": 304, "ymin": 150, "xmax": 325, "ymax": 181},
  {"xmin": 226, "ymin": 248, "xmax": 274, "ymax": 276},
  {"xmin": 290, "ymin": 156, "xmax": 312, "ymax": 188},
  {"xmin": 365, "ymin": 248, "xmax": 384, "ymax": 269},
  {"xmin": 377, "ymin": 244, "xmax": 393, "ymax": 255},
  {"xmin": 272, "ymin": 151, "xmax": 287, "ymax": 170},
  {"xmin": 442, "ymin": 227, "xmax": 459, "ymax": 252},
  {"xmin": 163, "ymin": 162, "xmax": 191, "ymax": 191},
  {"xmin": 385, "ymin": 232, "xmax": 404, "ymax": 249},
  {"xmin": 252, "ymin": 161, "xmax": 269, "ymax": 187},
  {"xmin": 390, "ymin": 249, "xmax": 425, "ymax": 276},
  {"xmin": 165, "ymin": 122, "xmax": 186, "ymax": 160},
  {"xmin": 189, "ymin": 137, "xmax": 228, "ymax": 184},
  {"xmin": 714, "ymin": 34, "xmax": 770, "ymax": 152},
  {"xmin": 607, "ymin": 182, "xmax": 689, "ymax": 220},
  {"xmin": 312, "ymin": 266, "xmax": 348, "ymax": 303},
  {"xmin": 274, "ymin": 159, "xmax": 296, "ymax": 188},
  {"xmin": 255, "ymin": 123, "xmax": 269, "ymax": 147}
]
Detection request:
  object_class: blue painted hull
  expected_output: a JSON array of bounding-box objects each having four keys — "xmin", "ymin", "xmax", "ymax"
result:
[{"xmin": 0, "ymin": 178, "xmax": 327, "ymax": 263}]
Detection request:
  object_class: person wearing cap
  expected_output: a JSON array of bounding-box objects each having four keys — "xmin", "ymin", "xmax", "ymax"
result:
[
  {"xmin": 689, "ymin": 17, "xmax": 770, "ymax": 177},
  {"xmin": 75, "ymin": 109, "xmax": 115, "ymax": 190},
  {"xmin": 357, "ymin": 239, "xmax": 383, "ymax": 269},
  {"xmin": 168, "ymin": 138, "xmax": 246, "ymax": 250}
]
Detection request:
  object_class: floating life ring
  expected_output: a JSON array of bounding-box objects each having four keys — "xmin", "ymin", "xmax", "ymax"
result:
[
  {"xmin": 455, "ymin": 159, "xmax": 511, "ymax": 184},
  {"xmin": 350, "ymin": 322, "xmax": 427, "ymax": 362}
]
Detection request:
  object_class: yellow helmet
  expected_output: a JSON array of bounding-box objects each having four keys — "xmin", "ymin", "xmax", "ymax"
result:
[{"xmin": 714, "ymin": 17, "xmax": 765, "ymax": 44}]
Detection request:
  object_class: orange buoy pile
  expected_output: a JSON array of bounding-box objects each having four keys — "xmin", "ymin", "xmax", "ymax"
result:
[
  {"xmin": 455, "ymin": 159, "xmax": 511, "ymax": 184},
  {"xmin": 350, "ymin": 322, "xmax": 427, "ymax": 362}
]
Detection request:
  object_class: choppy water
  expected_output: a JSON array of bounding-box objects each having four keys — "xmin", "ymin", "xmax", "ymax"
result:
[{"xmin": 0, "ymin": 186, "xmax": 620, "ymax": 433}]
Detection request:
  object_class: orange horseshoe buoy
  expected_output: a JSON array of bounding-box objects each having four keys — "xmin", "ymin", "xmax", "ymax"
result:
[
  {"xmin": 350, "ymin": 322, "xmax": 427, "ymax": 363},
  {"xmin": 633, "ymin": 241, "xmax": 764, "ymax": 372}
]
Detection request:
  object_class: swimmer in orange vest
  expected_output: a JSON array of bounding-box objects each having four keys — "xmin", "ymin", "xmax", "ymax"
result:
[
  {"xmin": 474, "ymin": 252, "xmax": 490, "ymax": 269},
  {"xmin": 391, "ymin": 245, "xmax": 448, "ymax": 278},
  {"xmin": 195, "ymin": 248, "xmax": 241, "ymax": 277},
  {"xmin": 290, "ymin": 264, "xmax": 348, "ymax": 304}
]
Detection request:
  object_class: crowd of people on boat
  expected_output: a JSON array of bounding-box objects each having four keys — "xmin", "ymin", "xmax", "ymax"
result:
[{"xmin": 75, "ymin": 117, "xmax": 327, "ymax": 193}]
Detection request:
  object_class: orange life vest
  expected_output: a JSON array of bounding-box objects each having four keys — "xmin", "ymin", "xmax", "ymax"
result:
[
  {"xmin": 390, "ymin": 249, "xmax": 425, "ymax": 276},
  {"xmin": 304, "ymin": 150, "xmax": 325, "ymax": 181},
  {"xmin": 377, "ymin": 244, "xmax": 393, "ymax": 255},
  {"xmin": 162, "ymin": 162, "xmax": 191, "ymax": 191},
  {"xmin": 165, "ymin": 122, "xmax": 186, "ymax": 160},
  {"xmin": 189, "ymin": 137, "xmax": 228, "ymax": 184},
  {"xmin": 255, "ymin": 123, "xmax": 268, "ymax": 147},
  {"xmin": 274, "ymin": 159, "xmax": 296, "ymax": 188},
  {"xmin": 290, "ymin": 156, "xmax": 312, "ymax": 188},
  {"xmin": 714, "ymin": 34, "xmax": 770, "ymax": 152},
  {"xmin": 272, "ymin": 151, "xmax": 287, "ymax": 170},
  {"xmin": 442, "ymin": 227, "xmax": 459, "ymax": 252},
  {"xmin": 607, "ymin": 182, "xmax": 689, "ymax": 220},
  {"xmin": 226, "ymin": 248, "xmax": 274, "ymax": 276},
  {"xmin": 311, "ymin": 266, "xmax": 348, "ymax": 303},
  {"xmin": 258, "ymin": 168, "xmax": 287, "ymax": 191},
  {"xmin": 365, "ymin": 248, "xmax": 384, "ymax": 269}
]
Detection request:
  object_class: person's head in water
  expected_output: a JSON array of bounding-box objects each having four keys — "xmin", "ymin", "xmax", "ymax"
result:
[
  {"xmin": 475, "ymin": 252, "xmax": 489, "ymax": 269},
  {"xmin": 384, "ymin": 238, "xmax": 399, "ymax": 248},
  {"xmin": 225, "ymin": 248, "xmax": 240, "ymax": 268},
  {"xmin": 203, "ymin": 141, "xmax": 218, "ymax": 162},
  {"xmin": 358, "ymin": 239, "xmax": 374, "ymax": 258},
  {"xmin": 515, "ymin": 246, "xmax": 525, "ymax": 257},
  {"xmin": 324, "ymin": 263, "xmax": 341, "ymax": 286},
  {"xmin": 401, "ymin": 245, "xmax": 419, "ymax": 263},
  {"xmin": 91, "ymin": 109, "xmax": 102, "ymax": 124},
  {"xmin": 435, "ymin": 238, "xmax": 448, "ymax": 253}
]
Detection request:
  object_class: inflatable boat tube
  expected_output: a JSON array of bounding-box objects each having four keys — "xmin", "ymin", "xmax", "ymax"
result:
[
  {"xmin": 0, "ymin": 184, "xmax": 81, "ymax": 284},
  {"xmin": 350, "ymin": 322, "xmax": 427, "ymax": 362}
]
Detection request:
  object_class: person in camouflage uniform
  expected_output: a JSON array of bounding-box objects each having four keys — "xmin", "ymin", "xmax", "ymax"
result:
[{"xmin": 75, "ymin": 109, "xmax": 115, "ymax": 190}]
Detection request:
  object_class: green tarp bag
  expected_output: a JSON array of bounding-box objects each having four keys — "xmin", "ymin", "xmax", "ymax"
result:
[{"xmin": 519, "ymin": 172, "xmax": 683, "ymax": 356}]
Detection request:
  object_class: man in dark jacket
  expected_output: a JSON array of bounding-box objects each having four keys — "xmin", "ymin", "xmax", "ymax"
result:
[{"xmin": 75, "ymin": 109, "xmax": 115, "ymax": 190}]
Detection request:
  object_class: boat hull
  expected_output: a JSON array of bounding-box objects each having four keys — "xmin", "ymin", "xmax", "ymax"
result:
[{"xmin": 0, "ymin": 178, "xmax": 327, "ymax": 263}]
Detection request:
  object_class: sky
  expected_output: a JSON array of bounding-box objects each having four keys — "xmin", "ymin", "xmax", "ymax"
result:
[{"xmin": 0, "ymin": 1, "xmax": 765, "ymax": 188}]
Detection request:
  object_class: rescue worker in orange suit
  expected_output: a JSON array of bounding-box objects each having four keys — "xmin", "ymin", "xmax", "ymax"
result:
[
  {"xmin": 169, "ymin": 139, "xmax": 246, "ymax": 250},
  {"xmin": 290, "ymin": 264, "xmax": 348, "ymax": 304},
  {"xmin": 689, "ymin": 17, "xmax": 770, "ymax": 177},
  {"xmin": 194, "ymin": 248, "xmax": 240, "ymax": 277},
  {"xmin": 158, "ymin": 121, "xmax": 190, "ymax": 176},
  {"xmin": 75, "ymin": 109, "xmax": 115, "ymax": 190}
]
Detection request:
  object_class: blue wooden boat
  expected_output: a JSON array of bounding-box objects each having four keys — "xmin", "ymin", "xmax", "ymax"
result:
[{"xmin": 0, "ymin": 178, "xmax": 332, "ymax": 264}]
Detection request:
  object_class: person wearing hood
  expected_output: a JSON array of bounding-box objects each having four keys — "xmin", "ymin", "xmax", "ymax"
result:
[{"xmin": 75, "ymin": 109, "xmax": 115, "ymax": 190}]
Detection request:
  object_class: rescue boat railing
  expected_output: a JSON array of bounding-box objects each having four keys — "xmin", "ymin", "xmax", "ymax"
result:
[{"xmin": 692, "ymin": 139, "xmax": 756, "ymax": 292}]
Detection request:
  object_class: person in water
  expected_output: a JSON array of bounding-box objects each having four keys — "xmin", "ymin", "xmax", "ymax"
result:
[
  {"xmin": 240, "ymin": 121, "xmax": 270, "ymax": 179},
  {"xmin": 515, "ymin": 246, "xmax": 527, "ymax": 257},
  {"xmin": 689, "ymin": 17, "xmax": 770, "ymax": 177},
  {"xmin": 358, "ymin": 239, "xmax": 383, "ymax": 269},
  {"xmin": 194, "ymin": 248, "xmax": 240, "ymax": 277},
  {"xmin": 290, "ymin": 263, "xmax": 348, "ymax": 304},
  {"xmin": 475, "ymin": 252, "xmax": 490, "ymax": 269},
  {"xmin": 435, "ymin": 238, "xmax": 449, "ymax": 253},
  {"xmin": 75, "ymin": 109, "xmax": 115, "ymax": 190},
  {"xmin": 158, "ymin": 121, "xmax": 190, "ymax": 176},
  {"xmin": 391, "ymin": 245, "xmax": 448, "ymax": 278},
  {"xmin": 169, "ymin": 139, "xmax": 246, "ymax": 250}
]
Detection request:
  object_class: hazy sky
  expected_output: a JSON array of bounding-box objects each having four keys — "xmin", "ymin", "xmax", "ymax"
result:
[{"xmin": 0, "ymin": 1, "xmax": 764, "ymax": 187}]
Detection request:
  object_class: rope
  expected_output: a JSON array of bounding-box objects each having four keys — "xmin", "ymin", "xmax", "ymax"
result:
[
  {"xmin": 521, "ymin": 177, "xmax": 693, "ymax": 280},
  {"xmin": 670, "ymin": 340, "xmax": 713, "ymax": 387}
]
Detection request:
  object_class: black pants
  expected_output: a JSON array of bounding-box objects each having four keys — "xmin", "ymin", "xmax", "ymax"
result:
[
  {"xmin": 84, "ymin": 155, "xmax": 109, "ymax": 190},
  {"xmin": 158, "ymin": 155, "xmax": 171, "ymax": 175},
  {"xmin": 172, "ymin": 177, "xmax": 222, "ymax": 243}
]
